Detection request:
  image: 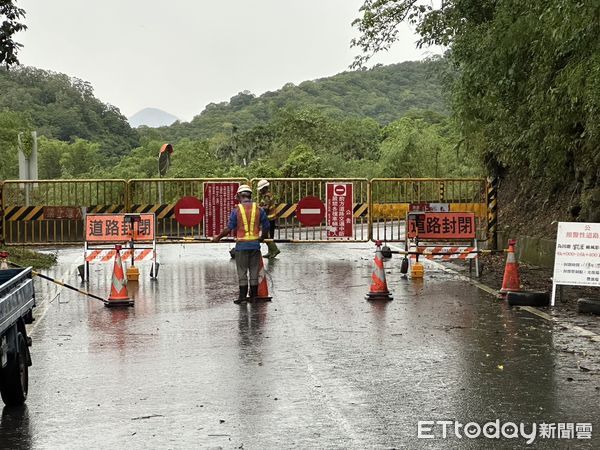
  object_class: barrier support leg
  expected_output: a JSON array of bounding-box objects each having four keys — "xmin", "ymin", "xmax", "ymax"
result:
[{"xmin": 475, "ymin": 239, "xmax": 480, "ymax": 278}]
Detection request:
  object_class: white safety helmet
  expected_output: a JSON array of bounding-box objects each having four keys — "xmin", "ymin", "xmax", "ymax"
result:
[
  {"xmin": 257, "ymin": 179, "xmax": 270, "ymax": 191},
  {"xmin": 236, "ymin": 184, "xmax": 252, "ymax": 195}
]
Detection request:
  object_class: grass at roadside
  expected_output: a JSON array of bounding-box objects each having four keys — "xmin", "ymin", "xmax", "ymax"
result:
[{"xmin": 0, "ymin": 245, "xmax": 57, "ymax": 269}]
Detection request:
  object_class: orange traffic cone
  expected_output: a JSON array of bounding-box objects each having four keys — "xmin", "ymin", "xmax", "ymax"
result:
[
  {"xmin": 499, "ymin": 239, "xmax": 521, "ymax": 297},
  {"xmin": 253, "ymin": 256, "xmax": 272, "ymax": 302},
  {"xmin": 366, "ymin": 241, "xmax": 393, "ymax": 301},
  {"xmin": 106, "ymin": 245, "xmax": 134, "ymax": 307}
]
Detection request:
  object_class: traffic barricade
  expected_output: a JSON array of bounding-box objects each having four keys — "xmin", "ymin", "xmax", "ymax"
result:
[
  {"xmin": 250, "ymin": 178, "xmax": 370, "ymax": 242},
  {"xmin": 1, "ymin": 179, "xmax": 127, "ymax": 244},
  {"xmin": 370, "ymin": 178, "xmax": 488, "ymax": 242},
  {"xmin": 127, "ymin": 178, "xmax": 248, "ymax": 240},
  {"xmin": 406, "ymin": 211, "xmax": 481, "ymax": 276},
  {"xmin": 83, "ymin": 212, "xmax": 157, "ymax": 281}
]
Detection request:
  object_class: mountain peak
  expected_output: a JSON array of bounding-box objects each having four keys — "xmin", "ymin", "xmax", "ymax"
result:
[{"xmin": 128, "ymin": 108, "xmax": 179, "ymax": 128}]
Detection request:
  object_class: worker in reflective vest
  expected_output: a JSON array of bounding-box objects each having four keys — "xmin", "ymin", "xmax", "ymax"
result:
[
  {"xmin": 257, "ymin": 179, "xmax": 281, "ymax": 259},
  {"xmin": 213, "ymin": 184, "xmax": 270, "ymax": 304}
]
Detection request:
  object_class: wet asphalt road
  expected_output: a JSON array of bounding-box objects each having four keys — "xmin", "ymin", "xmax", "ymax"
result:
[{"xmin": 1, "ymin": 243, "xmax": 599, "ymax": 449}]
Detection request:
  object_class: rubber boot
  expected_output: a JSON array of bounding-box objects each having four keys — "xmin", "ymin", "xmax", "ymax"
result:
[
  {"xmin": 235, "ymin": 285, "xmax": 248, "ymax": 304},
  {"xmin": 264, "ymin": 241, "xmax": 280, "ymax": 259},
  {"xmin": 249, "ymin": 285, "xmax": 258, "ymax": 303}
]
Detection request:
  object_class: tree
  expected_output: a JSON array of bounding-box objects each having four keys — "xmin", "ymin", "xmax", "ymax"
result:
[
  {"xmin": 281, "ymin": 145, "xmax": 333, "ymax": 178},
  {"xmin": 0, "ymin": 0, "xmax": 27, "ymax": 68},
  {"xmin": 353, "ymin": 0, "xmax": 600, "ymax": 221},
  {"xmin": 0, "ymin": 67, "xmax": 140, "ymax": 159}
]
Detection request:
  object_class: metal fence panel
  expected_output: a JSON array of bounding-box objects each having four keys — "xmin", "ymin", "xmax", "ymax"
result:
[
  {"xmin": 127, "ymin": 178, "xmax": 248, "ymax": 239},
  {"xmin": 1, "ymin": 179, "xmax": 127, "ymax": 244},
  {"xmin": 250, "ymin": 178, "xmax": 370, "ymax": 242},
  {"xmin": 370, "ymin": 178, "xmax": 488, "ymax": 242}
]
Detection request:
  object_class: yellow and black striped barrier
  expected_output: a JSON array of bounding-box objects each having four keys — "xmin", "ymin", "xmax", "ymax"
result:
[
  {"xmin": 487, "ymin": 177, "xmax": 499, "ymax": 249},
  {"xmin": 3, "ymin": 205, "xmax": 45, "ymax": 221},
  {"xmin": 130, "ymin": 204, "xmax": 175, "ymax": 220},
  {"xmin": 268, "ymin": 202, "xmax": 369, "ymax": 220}
]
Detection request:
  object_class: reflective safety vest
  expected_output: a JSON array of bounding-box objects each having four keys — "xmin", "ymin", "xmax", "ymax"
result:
[{"xmin": 236, "ymin": 202, "xmax": 260, "ymax": 241}]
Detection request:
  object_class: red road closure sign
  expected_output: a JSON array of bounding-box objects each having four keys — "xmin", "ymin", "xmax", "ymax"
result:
[
  {"xmin": 296, "ymin": 196, "xmax": 325, "ymax": 226},
  {"xmin": 86, "ymin": 213, "xmax": 155, "ymax": 242},
  {"xmin": 174, "ymin": 196, "xmax": 205, "ymax": 228},
  {"xmin": 203, "ymin": 182, "xmax": 239, "ymax": 237},
  {"xmin": 407, "ymin": 212, "xmax": 476, "ymax": 240},
  {"xmin": 326, "ymin": 183, "xmax": 353, "ymax": 240}
]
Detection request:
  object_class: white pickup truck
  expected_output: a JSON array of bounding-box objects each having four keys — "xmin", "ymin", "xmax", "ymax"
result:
[{"xmin": 0, "ymin": 266, "xmax": 35, "ymax": 406}]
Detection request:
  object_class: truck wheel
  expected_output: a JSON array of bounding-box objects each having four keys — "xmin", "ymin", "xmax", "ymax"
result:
[
  {"xmin": 0, "ymin": 333, "xmax": 28, "ymax": 406},
  {"xmin": 577, "ymin": 298, "xmax": 600, "ymax": 315}
]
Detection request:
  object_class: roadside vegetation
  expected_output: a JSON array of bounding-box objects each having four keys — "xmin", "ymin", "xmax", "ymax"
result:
[
  {"xmin": 0, "ymin": 244, "xmax": 56, "ymax": 269},
  {"xmin": 0, "ymin": 59, "xmax": 478, "ymax": 181}
]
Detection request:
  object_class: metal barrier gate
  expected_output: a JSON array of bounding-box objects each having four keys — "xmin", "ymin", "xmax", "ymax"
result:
[
  {"xmin": 250, "ymin": 178, "xmax": 370, "ymax": 242},
  {"xmin": 1, "ymin": 178, "xmax": 490, "ymax": 245},
  {"xmin": 2, "ymin": 180, "xmax": 127, "ymax": 244},
  {"xmin": 370, "ymin": 178, "xmax": 488, "ymax": 242},
  {"xmin": 128, "ymin": 178, "xmax": 248, "ymax": 239}
]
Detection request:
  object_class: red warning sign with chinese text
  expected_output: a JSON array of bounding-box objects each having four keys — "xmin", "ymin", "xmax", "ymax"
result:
[
  {"xmin": 326, "ymin": 183, "xmax": 353, "ymax": 240},
  {"xmin": 203, "ymin": 182, "xmax": 240, "ymax": 237},
  {"xmin": 407, "ymin": 212, "xmax": 475, "ymax": 240},
  {"xmin": 85, "ymin": 214, "xmax": 155, "ymax": 242}
]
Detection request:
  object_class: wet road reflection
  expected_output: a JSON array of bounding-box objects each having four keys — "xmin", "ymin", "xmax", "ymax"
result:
[{"xmin": 0, "ymin": 244, "xmax": 597, "ymax": 448}]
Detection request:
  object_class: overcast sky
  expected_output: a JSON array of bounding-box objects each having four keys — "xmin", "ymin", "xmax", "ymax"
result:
[{"xmin": 17, "ymin": 0, "xmax": 441, "ymax": 122}]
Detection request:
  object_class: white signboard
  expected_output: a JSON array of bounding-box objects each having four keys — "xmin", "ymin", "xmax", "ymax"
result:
[{"xmin": 552, "ymin": 222, "xmax": 600, "ymax": 305}]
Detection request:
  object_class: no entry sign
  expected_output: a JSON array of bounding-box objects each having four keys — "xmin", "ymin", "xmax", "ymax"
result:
[
  {"xmin": 174, "ymin": 196, "xmax": 205, "ymax": 228},
  {"xmin": 203, "ymin": 182, "xmax": 239, "ymax": 237},
  {"xmin": 296, "ymin": 196, "xmax": 325, "ymax": 226},
  {"xmin": 326, "ymin": 183, "xmax": 353, "ymax": 239}
]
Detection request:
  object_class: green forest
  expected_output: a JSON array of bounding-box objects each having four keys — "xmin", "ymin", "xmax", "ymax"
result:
[
  {"xmin": 353, "ymin": 0, "xmax": 599, "ymax": 223},
  {"xmin": 1, "ymin": 59, "xmax": 474, "ymax": 181}
]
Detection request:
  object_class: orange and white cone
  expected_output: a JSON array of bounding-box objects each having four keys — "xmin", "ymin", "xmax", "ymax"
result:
[
  {"xmin": 366, "ymin": 241, "xmax": 393, "ymax": 301},
  {"xmin": 499, "ymin": 239, "xmax": 521, "ymax": 297},
  {"xmin": 254, "ymin": 256, "xmax": 272, "ymax": 302},
  {"xmin": 106, "ymin": 245, "xmax": 134, "ymax": 307}
]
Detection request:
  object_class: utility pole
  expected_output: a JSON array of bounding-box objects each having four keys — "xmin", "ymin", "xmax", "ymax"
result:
[{"xmin": 17, "ymin": 131, "xmax": 38, "ymax": 206}]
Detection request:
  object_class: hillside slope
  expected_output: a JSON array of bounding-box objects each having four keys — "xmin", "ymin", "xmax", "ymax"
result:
[
  {"xmin": 148, "ymin": 59, "xmax": 447, "ymax": 142},
  {"xmin": 0, "ymin": 66, "xmax": 139, "ymax": 160}
]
